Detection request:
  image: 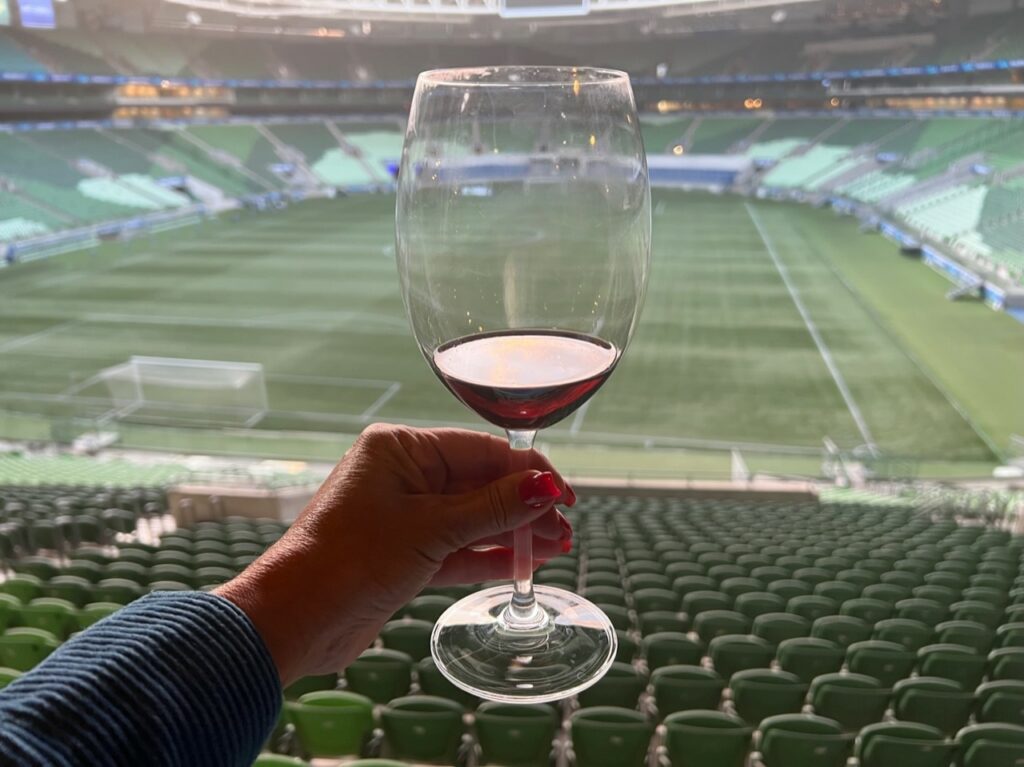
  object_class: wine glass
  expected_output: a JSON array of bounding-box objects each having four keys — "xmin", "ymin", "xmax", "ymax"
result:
[{"xmin": 396, "ymin": 66, "xmax": 651, "ymax": 703}]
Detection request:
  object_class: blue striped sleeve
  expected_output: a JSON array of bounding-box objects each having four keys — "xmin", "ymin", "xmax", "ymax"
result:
[{"xmin": 0, "ymin": 591, "xmax": 282, "ymax": 767}]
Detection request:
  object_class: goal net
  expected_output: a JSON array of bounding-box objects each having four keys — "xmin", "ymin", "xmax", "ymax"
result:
[{"xmin": 98, "ymin": 356, "xmax": 269, "ymax": 428}]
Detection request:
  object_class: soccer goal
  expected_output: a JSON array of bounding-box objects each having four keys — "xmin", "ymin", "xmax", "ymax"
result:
[{"xmin": 98, "ymin": 356, "xmax": 269, "ymax": 428}]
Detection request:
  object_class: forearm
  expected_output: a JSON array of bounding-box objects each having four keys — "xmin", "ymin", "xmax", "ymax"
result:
[{"xmin": 0, "ymin": 592, "xmax": 281, "ymax": 767}]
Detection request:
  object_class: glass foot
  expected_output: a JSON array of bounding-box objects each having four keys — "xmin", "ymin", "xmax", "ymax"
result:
[{"xmin": 430, "ymin": 584, "xmax": 617, "ymax": 704}]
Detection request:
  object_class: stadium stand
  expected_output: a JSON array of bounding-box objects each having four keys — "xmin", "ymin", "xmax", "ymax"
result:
[{"xmin": 2, "ymin": 486, "xmax": 1023, "ymax": 765}]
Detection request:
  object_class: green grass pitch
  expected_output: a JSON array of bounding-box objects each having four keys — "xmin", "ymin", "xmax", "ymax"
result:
[{"xmin": 0, "ymin": 190, "xmax": 1021, "ymax": 473}]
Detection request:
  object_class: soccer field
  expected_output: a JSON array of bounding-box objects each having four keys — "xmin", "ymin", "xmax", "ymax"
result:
[{"xmin": 1, "ymin": 191, "xmax": 1021, "ymax": 475}]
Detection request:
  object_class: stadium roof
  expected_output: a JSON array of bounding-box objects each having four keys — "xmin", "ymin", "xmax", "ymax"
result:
[{"xmin": 165, "ymin": 0, "xmax": 822, "ymax": 19}]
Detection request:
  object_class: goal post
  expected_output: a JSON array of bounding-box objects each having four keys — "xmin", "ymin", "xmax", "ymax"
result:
[{"xmin": 98, "ymin": 356, "xmax": 269, "ymax": 427}]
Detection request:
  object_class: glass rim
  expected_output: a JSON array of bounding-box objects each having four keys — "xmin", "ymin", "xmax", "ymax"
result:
[{"xmin": 417, "ymin": 66, "xmax": 630, "ymax": 88}]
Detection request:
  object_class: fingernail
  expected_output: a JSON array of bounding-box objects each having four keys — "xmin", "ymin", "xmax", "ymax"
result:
[
  {"xmin": 519, "ymin": 472, "xmax": 562, "ymax": 508},
  {"xmin": 564, "ymin": 483, "xmax": 578, "ymax": 507},
  {"xmin": 561, "ymin": 539, "xmax": 573, "ymax": 553}
]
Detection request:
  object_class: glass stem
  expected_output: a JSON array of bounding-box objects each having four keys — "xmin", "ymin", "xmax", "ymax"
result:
[{"xmin": 505, "ymin": 428, "xmax": 545, "ymax": 629}]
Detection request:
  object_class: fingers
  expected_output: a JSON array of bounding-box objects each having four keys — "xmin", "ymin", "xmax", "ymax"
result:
[
  {"xmin": 470, "ymin": 508, "xmax": 572, "ymax": 547},
  {"xmin": 440, "ymin": 470, "xmax": 565, "ymax": 549},
  {"xmin": 429, "ymin": 547, "xmax": 554, "ymax": 587}
]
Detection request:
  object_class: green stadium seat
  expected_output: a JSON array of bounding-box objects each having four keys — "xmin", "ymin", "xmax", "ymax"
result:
[
  {"xmin": 285, "ymin": 690, "xmax": 374, "ymax": 759},
  {"xmin": 976, "ymin": 681, "xmax": 1024, "ymax": 725},
  {"xmin": 752, "ymin": 612, "xmax": 810, "ymax": 647},
  {"xmin": 988, "ymin": 647, "xmax": 1024, "ymax": 681},
  {"xmin": 776, "ymin": 637, "xmax": 845, "ymax": 684},
  {"xmin": 0, "ymin": 627, "xmax": 59, "ymax": 671},
  {"xmin": 379, "ymin": 619, "xmax": 432, "ymax": 661},
  {"xmin": 873, "ymin": 618, "xmax": 933, "ymax": 651},
  {"xmin": 415, "ymin": 657, "xmax": 478, "ymax": 708},
  {"xmin": 651, "ymin": 665, "xmax": 725, "ymax": 718},
  {"xmin": 808, "ymin": 672, "xmax": 890, "ymax": 732},
  {"xmin": 343, "ymin": 648, "xmax": 412, "ymax": 703},
  {"xmin": 570, "ymin": 707, "xmax": 652, "ymax": 767},
  {"xmin": 787, "ymin": 596, "xmax": 837, "ymax": 623},
  {"xmin": 0, "ymin": 593, "xmax": 21, "ymax": 632},
  {"xmin": 380, "ymin": 695, "xmax": 464, "ymax": 764},
  {"xmin": 0, "ymin": 666, "xmax": 22, "ymax": 689},
  {"xmin": 1, "ymin": 574, "xmax": 44, "ymax": 604},
  {"xmin": 76, "ymin": 602, "xmax": 121, "ymax": 630},
  {"xmin": 892, "ymin": 676, "xmax": 974, "ymax": 736},
  {"xmin": 638, "ymin": 611, "xmax": 689, "ymax": 635},
  {"xmin": 284, "ymin": 673, "xmax": 338, "ymax": 700},
  {"xmin": 936, "ymin": 620, "xmax": 994, "ymax": 653},
  {"xmin": 846, "ymin": 640, "xmax": 917, "ymax": 687},
  {"xmin": 632, "ymin": 587, "xmax": 678, "ymax": 614},
  {"xmin": 252, "ymin": 755, "xmax": 309, "ymax": 766},
  {"xmin": 729, "ymin": 668, "xmax": 807, "ymax": 725},
  {"xmin": 811, "ymin": 615, "xmax": 872, "ymax": 648},
  {"xmin": 577, "ymin": 662, "xmax": 647, "ymax": 709},
  {"xmin": 642, "ymin": 632, "xmax": 703, "ymax": 671},
  {"xmin": 954, "ymin": 723, "xmax": 1024, "ymax": 767},
  {"xmin": 693, "ymin": 610, "xmax": 749, "ymax": 644},
  {"xmin": 18, "ymin": 598, "xmax": 77, "ymax": 640},
  {"xmin": 897, "ymin": 598, "xmax": 948, "ymax": 626},
  {"xmin": 708, "ymin": 634, "xmax": 773, "ymax": 680},
  {"xmin": 759, "ymin": 713, "xmax": 852, "ymax": 767},
  {"xmin": 855, "ymin": 721, "xmax": 954, "ymax": 767},
  {"xmin": 662, "ymin": 710, "xmax": 753, "ymax": 767},
  {"xmin": 917, "ymin": 643, "xmax": 988, "ymax": 690},
  {"xmin": 475, "ymin": 702, "xmax": 556, "ymax": 767}
]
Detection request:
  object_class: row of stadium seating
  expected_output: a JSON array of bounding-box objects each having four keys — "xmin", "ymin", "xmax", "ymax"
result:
[
  {"xmin": 0, "ymin": 120, "xmax": 403, "ymax": 241},
  {"xmin": 2, "ymin": 488, "xmax": 1023, "ymax": 766}
]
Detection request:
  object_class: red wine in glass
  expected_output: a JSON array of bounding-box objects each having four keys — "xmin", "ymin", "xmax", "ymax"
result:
[{"xmin": 431, "ymin": 330, "xmax": 619, "ymax": 431}]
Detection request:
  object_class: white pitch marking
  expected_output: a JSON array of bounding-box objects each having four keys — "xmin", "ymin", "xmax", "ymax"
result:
[
  {"xmin": 0, "ymin": 320, "xmax": 77, "ymax": 354},
  {"xmin": 745, "ymin": 202, "xmax": 878, "ymax": 455},
  {"xmin": 360, "ymin": 381, "xmax": 402, "ymax": 421}
]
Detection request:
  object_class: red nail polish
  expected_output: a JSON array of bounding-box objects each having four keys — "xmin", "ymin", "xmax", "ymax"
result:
[
  {"xmin": 519, "ymin": 472, "xmax": 562, "ymax": 508},
  {"xmin": 561, "ymin": 539, "xmax": 573, "ymax": 553}
]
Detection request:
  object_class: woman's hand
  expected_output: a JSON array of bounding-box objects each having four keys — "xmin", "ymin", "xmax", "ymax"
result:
[{"xmin": 216, "ymin": 424, "xmax": 575, "ymax": 686}]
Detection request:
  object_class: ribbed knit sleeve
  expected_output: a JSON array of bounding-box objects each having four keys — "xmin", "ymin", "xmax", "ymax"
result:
[{"xmin": 0, "ymin": 591, "xmax": 282, "ymax": 767}]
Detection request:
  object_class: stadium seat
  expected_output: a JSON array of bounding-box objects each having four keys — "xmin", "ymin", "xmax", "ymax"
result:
[
  {"xmin": 651, "ymin": 665, "xmax": 725, "ymax": 718},
  {"xmin": 284, "ymin": 673, "xmax": 338, "ymax": 700},
  {"xmin": 0, "ymin": 594, "xmax": 20, "ymax": 632},
  {"xmin": 76, "ymin": 602, "xmax": 121, "ymax": 630},
  {"xmin": 855, "ymin": 721, "xmax": 954, "ymax": 767},
  {"xmin": 285, "ymin": 690, "xmax": 374, "ymax": 759},
  {"xmin": 752, "ymin": 612, "xmax": 810, "ymax": 647},
  {"xmin": 873, "ymin": 618, "xmax": 934, "ymax": 651},
  {"xmin": 379, "ymin": 619, "xmax": 432, "ymax": 661},
  {"xmin": 975, "ymin": 680, "xmax": 1024, "ymax": 725},
  {"xmin": 576, "ymin": 662, "xmax": 646, "ymax": 709},
  {"xmin": 811, "ymin": 615, "xmax": 871, "ymax": 648},
  {"xmin": 18, "ymin": 598, "xmax": 77, "ymax": 640},
  {"xmin": 708, "ymin": 634, "xmax": 773, "ymax": 680},
  {"xmin": 415, "ymin": 657, "xmax": 478, "ymax": 708},
  {"xmin": 475, "ymin": 702, "xmax": 556, "ymax": 767},
  {"xmin": 693, "ymin": 610, "xmax": 749, "ymax": 644},
  {"xmin": 808, "ymin": 672, "xmax": 890, "ymax": 731},
  {"xmin": 0, "ymin": 627, "xmax": 59, "ymax": 671},
  {"xmin": 343, "ymin": 649, "xmax": 412, "ymax": 703},
  {"xmin": 917, "ymin": 643, "xmax": 988, "ymax": 690},
  {"xmin": 954, "ymin": 723, "xmax": 1024, "ymax": 767},
  {"xmin": 728, "ymin": 668, "xmax": 807, "ymax": 724},
  {"xmin": 1, "ymin": 574, "xmax": 44, "ymax": 603},
  {"xmin": 642, "ymin": 632, "xmax": 703, "ymax": 671},
  {"xmin": 988, "ymin": 647, "xmax": 1024, "ymax": 681},
  {"xmin": 615, "ymin": 630, "xmax": 638, "ymax": 663},
  {"xmin": 758, "ymin": 713, "xmax": 852, "ymax": 767},
  {"xmin": 638, "ymin": 611, "xmax": 689, "ymax": 635},
  {"xmin": 776, "ymin": 637, "xmax": 845, "ymax": 683},
  {"xmin": 380, "ymin": 695, "xmax": 464, "ymax": 764},
  {"xmin": 252, "ymin": 755, "xmax": 309, "ymax": 766},
  {"xmin": 892, "ymin": 676, "xmax": 974, "ymax": 736},
  {"xmin": 662, "ymin": 710, "xmax": 753, "ymax": 767},
  {"xmin": 570, "ymin": 707, "xmax": 652, "ymax": 767},
  {"xmin": 787, "ymin": 596, "xmax": 837, "ymax": 623},
  {"xmin": 846, "ymin": 639, "xmax": 917, "ymax": 686},
  {"xmin": 0, "ymin": 666, "xmax": 21, "ymax": 689}
]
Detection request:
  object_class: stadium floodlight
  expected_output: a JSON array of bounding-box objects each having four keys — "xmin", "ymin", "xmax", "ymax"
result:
[
  {"xmin": 99, "ymin": 356, "xmax": 269, "ymax": 428},
  {"xmin": 165, "ymin": 0, "xmax": 823, "ymax": 19}
]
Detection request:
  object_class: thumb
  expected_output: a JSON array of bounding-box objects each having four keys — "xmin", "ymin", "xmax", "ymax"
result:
[{"xmin": 443, "ymin": 470, "xmax": 563, "ymax": 549}]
